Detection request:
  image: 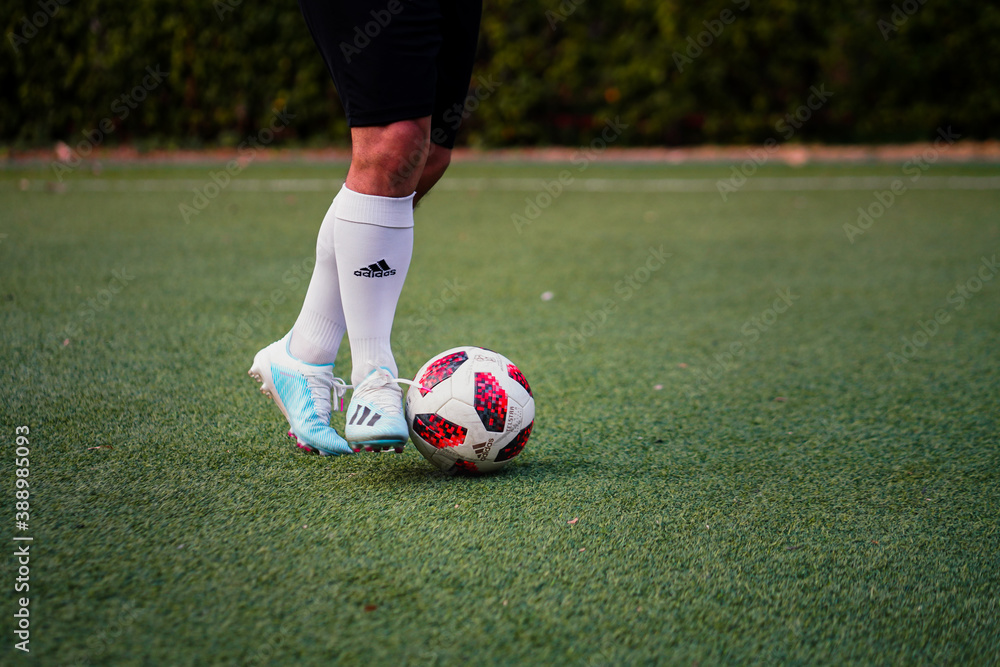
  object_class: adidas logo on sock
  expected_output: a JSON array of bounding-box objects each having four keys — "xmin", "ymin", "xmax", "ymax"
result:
[{"xmin": 354, "ymin": 259, "xmax": 396, "ymax": 278}]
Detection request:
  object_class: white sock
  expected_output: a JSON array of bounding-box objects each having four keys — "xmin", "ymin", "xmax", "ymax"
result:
[
  {"xmin": 289, "ymin": 193, "xmax": 348, "ymax": 365},
  {"xmin": 334, "ymin": 185, "xmax": 414, "ymax": 385}
]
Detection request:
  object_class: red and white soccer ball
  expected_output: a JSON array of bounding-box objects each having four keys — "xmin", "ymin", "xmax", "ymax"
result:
[{"xmin": 405, "ymin": 346, "xmax": 535, "ymax": 474}]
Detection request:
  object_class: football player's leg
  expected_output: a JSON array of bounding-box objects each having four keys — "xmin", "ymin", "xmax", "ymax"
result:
[
  {"xmin": 250, "ymin": 192, "xmax": 351, "ymax": 454},
  {"xmin": 335, "ymin": 120, "xmax": 430, "ymax": 449},
  {"xmin": 252, "ymin": 0, "xmax": 411, "ymax": 454},
  {"xmin": 337, "ymin": 120, "xmax": 426, "ymax": 387},
  {"xmin": 414, "ymin": 144, "xmax": 451, "ymax": 205},
  {"xmin": 288, "ymin": 192, "xmax": 347, "ymax": 365},
  {"xmin": 414, "ymin": 0, "xmax": 483, "ymax": 207},
  {"xmin": 253, "ymin": 192, "xmax": 350, "ymax": 455}
]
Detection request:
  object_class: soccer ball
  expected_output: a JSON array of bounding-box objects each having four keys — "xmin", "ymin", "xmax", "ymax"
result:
[{"xmin": 405, "ymin": 346, "xmax": 535, "ymax": 474}]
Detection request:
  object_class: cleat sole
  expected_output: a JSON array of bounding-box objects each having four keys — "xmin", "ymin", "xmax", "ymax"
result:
[
  {"xmin": 359, "ymin": 443, "xmax": 405, "ymax": 454},
  {"xmin": 352, "ymin": 438, "xmax": 407, "ymax": 448}
]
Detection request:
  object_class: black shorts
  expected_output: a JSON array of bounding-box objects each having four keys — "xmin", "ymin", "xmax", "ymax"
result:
[{"xmin": 297, "ymin": 0, "xmax": 482, "ymax": 149}]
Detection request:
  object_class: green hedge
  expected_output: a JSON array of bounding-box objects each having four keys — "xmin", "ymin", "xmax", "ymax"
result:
[{"xmin": 4, "ymin": 0, "xmax": 999, "ymax": 147}]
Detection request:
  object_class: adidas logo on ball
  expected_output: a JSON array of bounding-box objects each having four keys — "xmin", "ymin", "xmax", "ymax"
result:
[
  {"xmin": 355, "ymin": 259, "xmax": 396, "ymax": 278},
  {"xmin": 473, "ymin": 438, "xmax": 495, "ymax": 460}
]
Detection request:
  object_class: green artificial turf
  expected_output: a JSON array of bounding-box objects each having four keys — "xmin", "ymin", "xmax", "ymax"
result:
[{"xmin": 1, "ymin": 160, "xmax": 999, "ymax": 665}]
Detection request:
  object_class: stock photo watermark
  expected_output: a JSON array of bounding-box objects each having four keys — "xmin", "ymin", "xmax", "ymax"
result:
[
  {"xmin": 12, "ymin": 425, "xmax": 32, "ymax": 653},
  {"xmin": 243, "ymin": 622, "xmax": 292, "ymax": 666},
  {"xmin": 51, "ymin": 65, "xmax": 169, "ymax": 180},
  {"xmin": 843, "ymin": 126, "xmax": 960, "ymax": 243},
  {"xmin": 396, "ymin": 277, "xmax": 468, "ymax": 350},
  {"xmin": 179, "ymin": 107, "xmax": 295, "ymax": 223},
  {"xmin": 673, "ymin": 0, "xmax": 751, "ymax": 73},
  {"xmin": 878, "ymin": 0, "xmax": 929, "ymax": 40},
  {"xmin": 55, "ymin": 267, "xmax": 136, "ymax": 343},
  {"xmin": 716, "ymin": 84, "xmax": 833, "ymax": 201},
  {"xmin": 214, "ymin": 0, "xmax": 241, "ymax": 20},
  {"xmin": 546, "ymin": 0, "xmax": 586, "ymax": 29},
  {"xmin": 886, "ymin": 253, "xmax": 997, "ymax": 371},
  {"xmin": 511, "ymin": 116, "xmax": 629, "ymax": 234},
  {"xmin": 222, "ymin": 253, "xmax": 319, "ymax": 345},
  {"xmin": 390, "ymin": 73, "xmax": 501, "ymax": 187},
  {"xmin": 7, "ymin": 0, "xmax": 71, "ymax": 53},
  {"xmin": 690, "ymin": 288, "xmax": 799, "ymax": 392},
  {"xmin": 338, "ymin": 0, "xmax": 405, "ymax": 63},
  {"xmin": 555, "ymin": 245, "xmax": 670, "ymax": 360},
  {"xmin": 439, "ymin": 74, "xmax": 501, "ymax": 138},
  {"xmin": 241, "ymin": 598, "xmax": 343, "ymax": 667},
  {"xmin": 67, "ymin": 601, "xmax": 146, "ymax": 666}
]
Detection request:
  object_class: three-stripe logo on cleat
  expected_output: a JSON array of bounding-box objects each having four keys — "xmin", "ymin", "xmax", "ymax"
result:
[
  {"xmin": 354, "ymin": 259, "xmax": 396, "ymax": 278},
  {"xmin": 348, "ymin": 404, "xmax": 382, "ymax": 427}
]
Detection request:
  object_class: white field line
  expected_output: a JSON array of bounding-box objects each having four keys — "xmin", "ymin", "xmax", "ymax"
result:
[{"xmin": 5, "ymin": 175, "xmax": 1000, "ymax": 193}]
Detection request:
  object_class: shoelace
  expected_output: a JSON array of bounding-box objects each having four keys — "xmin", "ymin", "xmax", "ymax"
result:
[
  {"xmin": 327, "ymin": 364, "xmax": 427, "ymax": 415},
  {"xmin": 348, "ymin": 363, "xmax": 423, "ymax": 416},
  {"xmin": 331, "ymin": 376, "xmax": 351, "ymax": 413},
  {"xmin": 304, "ymin": 372, "xmax": 335, "ymax": 421}
]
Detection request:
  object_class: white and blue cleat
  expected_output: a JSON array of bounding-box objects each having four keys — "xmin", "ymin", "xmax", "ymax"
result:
[
  {"xmin": 344, "ymin": 366, "xmax": 411, "ymax": 453},
  {"xmin": 248, "ymin": 332, "xmax": 354, "ymax": 456}
]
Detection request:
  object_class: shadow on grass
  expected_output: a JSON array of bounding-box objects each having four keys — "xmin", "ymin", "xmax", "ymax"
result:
[
  {"xmin": 370, "ymin": 459, "xmax": 545, "ymax": 486},
  {"xmin": 351, "ymin": 452, "xmax": 614, "ymax": 488}
]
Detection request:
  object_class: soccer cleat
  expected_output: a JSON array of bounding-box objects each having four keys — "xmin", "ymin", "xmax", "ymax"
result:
[
  {"xmin": 344, "ymin": 366, "xmax": 412, "ymax": 452},
  {"xmin": 248, "ymin": 332, "xmax": 353, "ymax": 456}
]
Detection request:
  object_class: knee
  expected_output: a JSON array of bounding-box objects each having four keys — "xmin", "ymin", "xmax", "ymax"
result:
[
  {"xmin": 412, "ymin": 144, "xmax": 453, "ymax": 205},
  {"xmin": 381, "ymin": 119, "xmax": 431, "ymax": 175},
  {"xmin": 423, "ymin": 145, "xmax": 452, "ymax": 182},
  {"xmin": 351, "ymin": 120, "xmax": 431, "ymax": 192}
]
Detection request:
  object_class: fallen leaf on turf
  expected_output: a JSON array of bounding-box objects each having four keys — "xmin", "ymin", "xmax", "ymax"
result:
[
  {"xmin": 774, "ymin": 396, "xmax": 788, "ymax": 402},
  {"xmin": 568, "ymin": 517, "xmax": 579, "ymax": 525},
  {"xmin": 363, "ymin": 604, "xmax": 377, "ymax": 612},
  {"xmin": 678, "ymin": 363, "xmax": 688, "ymax": 368}
]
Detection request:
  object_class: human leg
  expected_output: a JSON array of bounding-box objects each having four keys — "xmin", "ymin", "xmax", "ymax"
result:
[
  {"xmin": 334, "ymin": 121, "xmax": 432, "ymax": 449},
  {"xmin": 255, "ymin": 0, "xmax": 482, "ymax": 454},
  {"xmin": 288, "ymin": 192, "xmax": 348, "ymax": 365},
  {"xmin": 414, "ymin": 144, "xmax": 452, "ymax": 205}
]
